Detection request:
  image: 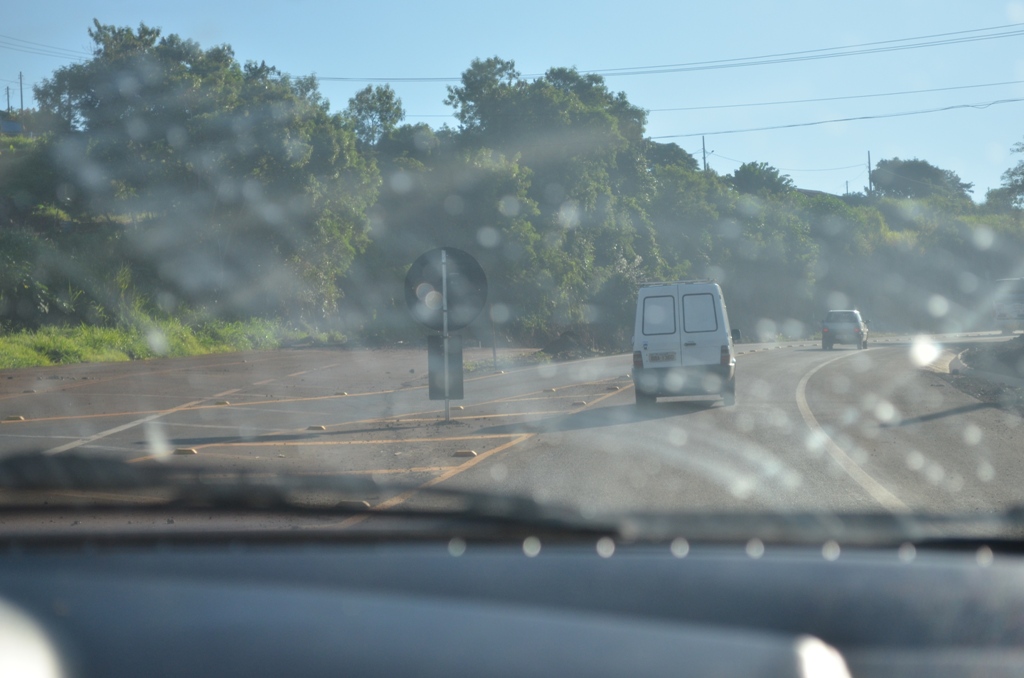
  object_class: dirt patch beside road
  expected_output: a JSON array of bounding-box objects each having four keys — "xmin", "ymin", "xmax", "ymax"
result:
[
  {"xmin": 960, "ymin": 335, "xmax": 1024, "ymax": 377},
  {"xmin": 941, "ymin": 335, "xmax": 1024, "ymax": 418}
]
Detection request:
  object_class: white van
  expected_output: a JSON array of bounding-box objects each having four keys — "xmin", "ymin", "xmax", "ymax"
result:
[{"xmin": 632, "ymin": 280, "xmax": 737, "ymax": 407}]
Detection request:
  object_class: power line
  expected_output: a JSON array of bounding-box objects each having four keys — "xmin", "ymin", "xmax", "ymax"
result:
[
  {"xmin": 652, "ymin": 97, "xmax": 1024, "ymax": 139},
  {"xmin": 648, "ymin": 79, "xmax": 1024, "ymax": 113},
  {"xmin": 319, "ymin": 75, "xmax": 457, "ymax": 83},
  {"xmin": 0, "ymin": 35, "xmax": 89, "ymax": 61},
  {"xmin": 779, "ymin": 162, "xmax": 866, "ymax": 173},
  {"xmin": 317, "ymin": 22, "xmax": 1024, "ymax": 83},
  {"xmin": 587, "ymin": 23, "xmax": 1024, "ymax": 77},
  {"xmin": 707, "ymin": 153, "xmax": 863, "ymax": 173},
  {"xmin": 0, "ymin": 34, "xmax": 91, "ymax": 56}
]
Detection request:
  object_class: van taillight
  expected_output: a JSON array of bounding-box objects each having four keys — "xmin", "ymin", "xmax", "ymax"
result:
[
  {"xmin": 633, "ymin": 351, "xmax": 644, "ymax": 368},
  {"xmin": 720, "ymin": 345, "xmax": 730, "ymax": 365}
]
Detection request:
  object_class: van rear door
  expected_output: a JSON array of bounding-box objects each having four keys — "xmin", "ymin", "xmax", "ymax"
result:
[
  {"xmin": 638, "ymin": 285, "xmax": 683, "ymax": 368},
  {"xmin": 680, "ymin": 289, "xmax": 722, "ymax": 367}
]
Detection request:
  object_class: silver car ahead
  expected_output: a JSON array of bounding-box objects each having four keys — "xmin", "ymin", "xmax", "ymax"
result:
[{"xmin": 821, "ymin": 309, "xmax": 868, "ymax": 350}]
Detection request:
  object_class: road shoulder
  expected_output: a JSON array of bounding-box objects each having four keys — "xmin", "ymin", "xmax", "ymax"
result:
[{"xmin": 931, "ymin": 337, "xmax": 1024, "ymax": 419}]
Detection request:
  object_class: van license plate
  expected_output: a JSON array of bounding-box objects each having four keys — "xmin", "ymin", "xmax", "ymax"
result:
[{"xmin": 649, "ymin": 352, "xmax": 676, "ymax": 363}]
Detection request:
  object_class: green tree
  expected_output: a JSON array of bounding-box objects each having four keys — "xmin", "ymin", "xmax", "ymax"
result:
[
  {"xmin": 729, "ymin": 162, "xmax": 794, "ymax": 196},
  {"xmin": 32, "ymin": 21, "xmax": 378, "ymax": 324},
  {"xmin": 982, "ymin": 185, "xmax": 1020, "ymax": 213},
  {"xmin": 440, "ymin": 58, "xmax": 661, "ymax": 343},
  {"xmin": 870, "ymin": 157, "xmax": 973, "ymax": 201},
  {"xmin": 995, "ymin": 140, "xmax": 1024, "ymax": 209},
  {"xmin": 444, "ymin": 57, "xmax": 523, "ymax": 135},
  {"xmin": 647, "ymin": 141, "xmax": 699, "ymax": 172},
  {"xmin": 344, "ymin": 85, "xmax": 405, "ymax": 148}
]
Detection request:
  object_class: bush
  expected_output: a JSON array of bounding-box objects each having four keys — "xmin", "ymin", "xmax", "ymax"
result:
[{"xmin": 0, "ymin": 317, "xmax": 311, "ymax": 370}]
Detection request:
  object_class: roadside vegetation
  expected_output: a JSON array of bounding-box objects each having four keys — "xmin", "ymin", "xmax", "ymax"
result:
[
  {"xmin": 3, "ymin": 20, "xmax": 1024, "ymax": 369},
  {"xmin": 0, "ymin": 317, "xmax": 316, "ymax": 370}
]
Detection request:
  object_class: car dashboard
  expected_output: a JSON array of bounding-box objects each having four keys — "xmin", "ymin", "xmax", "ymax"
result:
[{"xmin": 1, "ymin": 535, "xmax": 1022, "ymax": 677}]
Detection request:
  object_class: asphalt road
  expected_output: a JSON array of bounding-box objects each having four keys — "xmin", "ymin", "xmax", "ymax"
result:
[{"xmin": 1, "ymin": 334, "xmax": 1021, "ymax": 523}]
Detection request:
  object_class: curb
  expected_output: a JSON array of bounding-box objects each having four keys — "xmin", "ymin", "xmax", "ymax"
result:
[
  {"xmin": 948, "ymin": 350, "xmax": 1024, "ymax": 390},
  {"xmin": 921, "ymin": 349, "xmax": 957, "ymax": 376}
]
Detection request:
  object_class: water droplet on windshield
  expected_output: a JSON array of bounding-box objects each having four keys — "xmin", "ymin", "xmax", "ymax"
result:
[
  {"xmin": 909, "ymin": 336, "xmax": 941, "ymax": 367},
  {"xmin": 963, "ymin": 424, "xmax": 982, "ymax": 446}
]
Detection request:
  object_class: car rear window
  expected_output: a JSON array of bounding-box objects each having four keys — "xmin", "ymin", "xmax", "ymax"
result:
[
  {"xmin": 826, "ymin": 311, "xmax": 859, "ymax": 322},
  {"xmin": 682, "ymin": 293, "xmax": 719, "ymax": 333},
  {"xmin": 642, "ymin": 295, "xmax": 676, "ymax": 335}
]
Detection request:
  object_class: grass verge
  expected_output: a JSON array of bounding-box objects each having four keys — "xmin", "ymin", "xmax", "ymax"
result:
[{"xmin": 0, "ymin": 319, "xmax": 316, "ymax": 370}]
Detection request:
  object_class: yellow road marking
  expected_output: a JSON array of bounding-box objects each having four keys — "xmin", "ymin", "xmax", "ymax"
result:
[
  {"xmin": 325, "ymin": 434, "xmax": 535, "ymax": 529},
  {"xmin": 40, "ymin": 388, "xmax": 241, "ymax": 456},
  {"xmin": 125, "ymin": 433, "xmax": 524, "ymax": 461},
  {"xmin": 199, "ymin": 433, "xmax": 521, "ymax": 450},
  {"xmin": 327, "ymin": 466, "xmax": 455, "ymax": 475},
  {"xmin": 47, "ymin": 490, "xmax": 164, "ymax": 503},
  {"xmin": 394, "ymin": 410, "xmax": 566, "ymax": 423},
  {"xmin": 285, "ymin": 364, "xmax": 342, "ymax": 378},
  {"xmin": 324, "ymin": 384, "xmax": 633, "ymax": 529},
  {"xmin": 0, "ymin": 355, "xmax": 281, "ymax": 402}
]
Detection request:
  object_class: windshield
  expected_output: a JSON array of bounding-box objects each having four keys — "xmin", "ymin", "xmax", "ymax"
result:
[
  {"xmin": 3, "ymin": 2, "xmax": 1024, "ymax": 538},
  {"xmin": 825, "ymin": 312, "xmax": 861, "ymax": 323}
]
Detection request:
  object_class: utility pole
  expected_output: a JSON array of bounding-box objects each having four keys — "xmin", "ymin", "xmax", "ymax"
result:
[
  {"xmin": 5, "ymin": 86, "xmax": 10, "ymax": 113},
  {"xmin": 19, "ymin": 72, "xmax": 23, "ymax": 112},
  {"xmin": 702, "ymin": 136, "xmax": 707, "ymax": 172},
  {"xmin": 846, "ymin": 180, "xmax": 849, "ymax": 195},
  {"xmin": 867, "ymin": 151, "xmax": 873, "ymax": 193}
]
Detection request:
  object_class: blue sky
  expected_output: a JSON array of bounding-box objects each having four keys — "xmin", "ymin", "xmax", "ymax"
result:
[{"xmin": 5, "ymin": 1, "xmax": 1024, "ymax": 199}]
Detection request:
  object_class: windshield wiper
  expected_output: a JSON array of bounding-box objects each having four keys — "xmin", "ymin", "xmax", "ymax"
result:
[
  {"xmin": 0, "ymin": 452, "xmax": 615, "ymax": 537},
  {"xmin": 0, "ymin": 451, "xmax": 379, "ymax": 509},
  {"xmin": 4, "ymin": 452, "xmax": 1024, "ymax": 546}
]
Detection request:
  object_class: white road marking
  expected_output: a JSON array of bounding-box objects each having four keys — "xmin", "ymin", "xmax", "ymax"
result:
[{"xmin": 795, "ymin": 353, "xmax": 909, "ymax": 512}]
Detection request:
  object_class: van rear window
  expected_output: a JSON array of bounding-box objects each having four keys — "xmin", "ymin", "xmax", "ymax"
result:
[
  {"xmin": 642, "ymin": 296, "xmax": 676, "ymax": 335},
  {"xmin": 682, "ymin": 293, "xmax": 718, "ymax": 333}
]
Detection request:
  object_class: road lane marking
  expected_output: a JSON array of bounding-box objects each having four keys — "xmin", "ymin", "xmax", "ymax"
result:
[
  {"xmin": 48, "ymin": 490, "xmax": 163, "ymax": 503},
  {"xmin": 324, "ymin": 434, "xmax": 536, "ymax": 529},
  {"xmin": 126, "ymin": 433, "xmax": 527, "ymax": 461},
  {"xmin": 285, "ymin": 364, "xmax": 343, "ymax": 378},
  {"xmin": 395, "ymin": 410, "xmax": 566, "ymax": 423},
  {"xmin": 5, "ymin": 365, "xmax": 630, "ymax": 427},
  {"xmin": 328, "ymin": 466, "xmax": 456, "ymax": 475},
  {"xmin": 795, "ymin": 353, "xmax": 908, "ymax": 512},
  {"xmin": 42, "ymin": 389, "xmax": 241, "ymax": 456},
  {"xmin": 324, "ymin": 385, "xmax": 632, "ymax": 529},
  {"xmin": 43, "ymin": 407, "xmax": 205, "ymax": 456},
  {"xmin": 171, "ymin": 433, "xmax": 524, "ymax": 451},
  {"xmin": 0, "ymin": 355, "xmax": 285, "ymax": 403}
]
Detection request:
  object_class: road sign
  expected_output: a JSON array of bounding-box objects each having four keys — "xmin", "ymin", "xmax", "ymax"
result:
[
  {"xmin": 405, "ymin": 248, "xmax": 487, "ymax": 421},
  {"xmin": 428, "ymin": 335, "xmax": 463, "ymax": 400},
  {"xmin": 404, "ymin": 248, "xmax": 488, "ymax": 332}
]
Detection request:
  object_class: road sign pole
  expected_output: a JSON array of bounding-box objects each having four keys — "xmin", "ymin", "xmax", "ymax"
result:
[
  {"xmin": 490, "ymin": 303, "xmax": 498, "ymax": 372},
  {"xmin": 405, "ymin": 247, "xmax": 487, "ymax": 413},
  {"xmin": 442, "ymin": 249, "xmax": 450, "ymax": 422}
]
